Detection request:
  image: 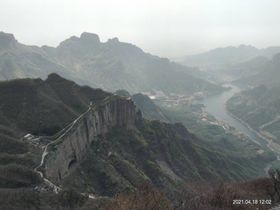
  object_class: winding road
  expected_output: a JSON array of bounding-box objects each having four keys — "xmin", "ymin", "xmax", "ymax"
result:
[{"xmin": 33, "ymin": 105, "xmax": 97, "ymax": 198}]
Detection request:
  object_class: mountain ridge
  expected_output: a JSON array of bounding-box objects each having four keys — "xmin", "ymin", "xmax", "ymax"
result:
[
  {"xmin": 178, "ymin": 44, "xmax": 280, "ymax": 83},
  {"xmin": 0, "ymin": 31, "xmax": 222, "ymax": 95},
  {"xmin": 180, "ymin": 44, "xmax": 280, "ymax": 68},
  {"xmin": 233, "ymin": 53, "xmax": 280, "ymax": 87},
  {"xmin": 0, "ymin": 73, "xmax": 276, "ymax": 209}
]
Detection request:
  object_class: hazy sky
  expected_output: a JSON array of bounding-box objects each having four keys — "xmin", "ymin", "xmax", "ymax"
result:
[{"xmin": 0, "ymin": 0, "xmax": 280, "ymax": 57}]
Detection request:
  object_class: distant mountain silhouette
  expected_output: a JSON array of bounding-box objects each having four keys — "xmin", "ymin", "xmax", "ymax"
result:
[
  {"xmin": 178, "ymin": 45, "xmax": 280, "ymax": 83},
  {"xmin": 180, "ymin": 45, "xmax": 280, "ymax": 71},
  {"xmin": 0, "ymin": 31, "xmax": 222, "ymax": 95},
  {"xmin": 234, "ymin": 53, "xmax": 280, "ymax": 87}
]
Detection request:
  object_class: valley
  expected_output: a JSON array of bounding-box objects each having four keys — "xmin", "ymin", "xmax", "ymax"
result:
[
  {"xmin": 149, "ymin": 82, "xmax": 280, "ymax": 174},
  {"xmin": 0, "ymin": 31, "xmax": 279, "ymax": 209},
  {"xmin": 0, "ymin": 73, "xmax": 277, "ymax": 209},
  {"xmin": 2, "ymin": 1, "xmax": 280, "ymax": 208},
  {"xmin": 201, "ymin": 85, "xmax": 280, "ymax": 173}
]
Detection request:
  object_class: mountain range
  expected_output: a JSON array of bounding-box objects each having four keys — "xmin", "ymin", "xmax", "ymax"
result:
[
  {"xmin": 0, "ymin": 31, "xmax": 222, "ymax": 95},
  {"xmin": 178, "ymin": 45, "xmax": 280, "ymax": 83},
  {"xmin": 1, "ymin": 31, "xmax": 280, "ymax": 209},
  {"xmin": 180, "ymin": 45, "xmax": 280, "ymax": 71},
  {"xmin": 0, "ymin": 74, "xmax": 275, "ymax": 209},
  {"xmin": 233, "ymin": 53, "xmax": 280, "ymax": 88},
  {"xmin": 225, "ymin": 53, "xmax": 280, "ymax": 165}
]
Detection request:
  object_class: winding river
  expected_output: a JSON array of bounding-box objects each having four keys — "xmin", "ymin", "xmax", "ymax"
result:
[
  {"xmin": 201, "ymin": 84, "xmax": 280, "ymax": 174},
  {"xmin": 202, "ymin": 85, "xmax": 267, "ymax": 146}
]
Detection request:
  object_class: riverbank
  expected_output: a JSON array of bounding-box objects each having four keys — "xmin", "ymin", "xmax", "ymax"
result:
[
  {"xmin": 201, "ymin": 84, "xmax": 280, "ymax": 175},
  {"xmin": 226, "ymin": 103, "xmax": 280, "ymax": 154},
  {"xmin": 226, "ymin": 109, "xmax": 266, "ymax": 146},
  {"xmin": 225, "ymin": 104, "xmax": 280, "ymax": 174}
]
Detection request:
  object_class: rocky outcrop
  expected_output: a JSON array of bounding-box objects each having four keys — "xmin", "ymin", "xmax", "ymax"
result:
[
  {"xmin": 80, "ymin": 32, "xmax": 100, "ymax": 44},
  {"xmin": 44, "ymin": 97, "xmax": 140, "ymax": 184},
  {"xmin": 0, "ymin": 32, "xmax": 17, "ymax": 50}
]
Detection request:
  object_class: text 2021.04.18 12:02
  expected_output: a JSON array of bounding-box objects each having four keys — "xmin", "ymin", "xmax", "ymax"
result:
[{"xmin": 233, "ymin": 199, "xmax": 272, "ymax": 205}]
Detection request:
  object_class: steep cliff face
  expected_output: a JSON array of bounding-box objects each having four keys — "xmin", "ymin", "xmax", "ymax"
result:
[{"xmin": 44, "ymin": 97, "xmax": 140, "ymax": 184}]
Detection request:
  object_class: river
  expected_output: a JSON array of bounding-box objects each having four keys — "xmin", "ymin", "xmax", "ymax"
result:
[
  {"xmin": 201, "ymin": 84, "xmax": 280, "ymax": 173},
  {"xmin": 202, "ymin": 85, "xmax": 267, "ymax": 146}
]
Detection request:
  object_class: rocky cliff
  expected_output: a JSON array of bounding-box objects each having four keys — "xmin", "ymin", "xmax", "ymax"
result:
[{"xmin": 44, "ymin": 96, "xmax": 140, "ymax": 184}]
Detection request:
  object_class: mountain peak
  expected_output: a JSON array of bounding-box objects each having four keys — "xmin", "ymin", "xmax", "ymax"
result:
[
  {"xmin": 0, "ymin": 32, "xmax": 17, "ymax": 49},
  {"xmin": 46, "ymin": 73, "xmax": 70, "ymax": 83},
  {"xmin": 57, "ymin": 32, "xmax": 100, "ymax": 49},
  {"xmin": 238, "ymin": 44, "xmax": 257, "ymax": 50},
  {"xmin": 80, "ymin": 32, "xmax": 100, "ymax": 43},
  {"xmin": 107, "ymin": 37, "xmax": 120, "ymax": 43}
]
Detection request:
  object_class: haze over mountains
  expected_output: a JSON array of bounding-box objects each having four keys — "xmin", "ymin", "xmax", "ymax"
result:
[
  {"xmin": 179, "ymin": 45, "xmax": 280, "ymax": 83},
  {"xmin": 226, "ymin": 52, "xmax": 280, "ymax": 146},
  {"xmin": 0, "ymin": 31, "xmax": 222, "ymax": 95},
  {"xmin": 0, "ymin": 74, "xmax": 275, "ymax": 209},
  {"xmin": 233, "ymin": 53, "xmax": 280, "ymax": 88},
  {"xmin": 1, "ymin": 29, "xmax": 280, "ymax": 209},
  {"xmin": 180, "ymin": 45, "xmax": 280, "ymax": 70},
  {"xmin": 179, "ymin": 43, "xmax": 280, "ymax": 150},
  {"xmin": 2, "ymin": 0, "xmax": 280, "ymax": 208}
]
